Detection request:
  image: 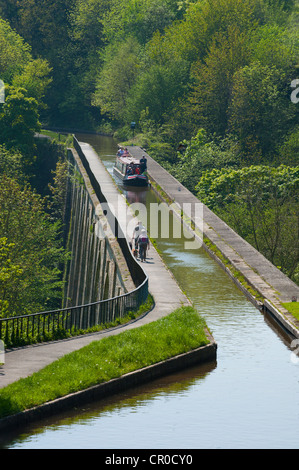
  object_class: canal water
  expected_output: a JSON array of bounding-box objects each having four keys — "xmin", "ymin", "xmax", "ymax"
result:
[{"xmin": 3, "ymin": 135, "xmax": 299, "ymax": 449}]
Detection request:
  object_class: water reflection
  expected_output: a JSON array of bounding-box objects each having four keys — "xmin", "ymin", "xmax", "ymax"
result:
[
  {"xmin": 3, "ymin": 134, "xmax": 299, "ymax": 449},
  {"xmin": 2, "ymin": 362, "xmax": 216, "ymax": 449}
]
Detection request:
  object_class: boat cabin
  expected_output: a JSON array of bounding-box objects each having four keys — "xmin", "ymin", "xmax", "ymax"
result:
[
  {"xmin": 115, "ymin": 155, "xmax": 141, "ymax": 176},
  {"xmin": 113, "ymin": 153, "xmax": 149, "ymax": 187}
]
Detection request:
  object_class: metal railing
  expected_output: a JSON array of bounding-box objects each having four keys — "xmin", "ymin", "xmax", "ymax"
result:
[
  {"xmin": 0, "ymin": 277, "xmax": 148, "ymax": 347},
  {"xmin": 0, "ymin": 138, "xmax": 149, "ymax": 348}
]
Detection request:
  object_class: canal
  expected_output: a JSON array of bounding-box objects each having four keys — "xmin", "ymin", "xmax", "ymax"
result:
[{"xmin": 3, "ymin": 134, "xmax": 299, "ymax": 449}]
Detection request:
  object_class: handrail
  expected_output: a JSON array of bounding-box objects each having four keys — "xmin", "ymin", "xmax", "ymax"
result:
[
  {"xmin": 1, "ymin": 276, "xmax": 148, "ymax": 321},
  {"xmin": 72, "ymin": 136, "xmax": 147, "ymax": 286},
  {"xmin": 0, "ymin": 138, "xmax": 149, "ymax": 347},
  {"xmin": 0, "ymin": 276, "xmax": 148, "ymax": 348}
]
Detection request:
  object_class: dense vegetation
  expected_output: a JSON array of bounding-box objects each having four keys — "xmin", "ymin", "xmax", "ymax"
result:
[
  {"xmin": 0, "ymin": 0, "xmax": 298, "ymax": 308},
  {"xmin": 0, "ymin": 17, "xmax": 68, "ymax": 317},
  {"xmin": 0, "ymin": 142, "xmax": 67, "ymax": 318}
]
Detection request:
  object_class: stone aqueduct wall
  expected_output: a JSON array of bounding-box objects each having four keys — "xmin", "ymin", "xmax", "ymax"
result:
[{"xmin": 63, "ymin": 148, "xmax": 135, "ymax": 308}]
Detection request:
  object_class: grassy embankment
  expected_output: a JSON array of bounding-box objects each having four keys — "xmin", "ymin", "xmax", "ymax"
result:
[
  {"xmin": 0, "ymin": 306, "xmax": 209, "ymax": 419},
  {"xmin": 40, "ymin": 129, "xmax": 73, "ymax": 146},
  {"xmin": 282, "ymin": 302, "xmax": 299, "ymax": 321}
]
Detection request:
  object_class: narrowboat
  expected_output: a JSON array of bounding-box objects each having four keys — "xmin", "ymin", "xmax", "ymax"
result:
[{"xmin": 113, "ymin": 154, "xmax": 149, "ymax": 187}]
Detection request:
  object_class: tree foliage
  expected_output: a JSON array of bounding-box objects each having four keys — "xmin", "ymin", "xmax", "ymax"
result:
[
  {"xmin": 196, "ymin": 165, "xmax": 299, "ymax": 281},
  {"xmin": 0, "ymin": 8, "xmax": 68, "ymax": 317},
  {"xmin": 0, "ymin": 0, "xmax": 298, "ymax": 285},
  {"xmin": 0, "ymin": 17, "xmax": 51, "ymax": 107},
  {"xmin": 0, "ymin": 145, "xmax": 26, "ymax": 183},
  {"xmin": 0, "ymin": 176, "xmax": 66, "ymax": 317},
  {"xmin": 228, "ymin": 62, "xmax": 295, "ymax": 161},
  {"xmin": 1, "ymin": 0, "xmax": 298, "ymax": 143},
  {"xmin": 0, "ymin": 85, "xmax": 40, "ymax": 159},
  {"xmin": 92, "ymin": 37, "xmax": 141, "ymax": 121}
]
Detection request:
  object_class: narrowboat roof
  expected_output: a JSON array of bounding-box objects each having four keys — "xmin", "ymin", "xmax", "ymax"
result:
[{"xmin": 117, "ymin": 155, "xmax": 140, "ymax": 165}]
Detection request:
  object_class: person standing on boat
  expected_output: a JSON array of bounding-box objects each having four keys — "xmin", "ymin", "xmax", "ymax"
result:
[{"xmin": 140, "ymin": 155, "xmax": 147, "ymax": 173}]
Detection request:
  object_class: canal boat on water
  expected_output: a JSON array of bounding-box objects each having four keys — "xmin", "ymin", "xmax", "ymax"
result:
[{"xmin": 113, "ymin": 153, "xmax": 149, "ymax": 187}]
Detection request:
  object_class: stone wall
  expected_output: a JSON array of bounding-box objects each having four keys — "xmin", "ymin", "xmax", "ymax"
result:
[{"xmin": 63, "ymin": 148, "xmax": 135, "ymax": 308}]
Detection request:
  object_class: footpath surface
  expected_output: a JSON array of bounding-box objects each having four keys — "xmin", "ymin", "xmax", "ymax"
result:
[
  {"xmin": 128, "ymin": 146, "xmax": 299, "ymax": 338},
  {"xmin": 0, "ymin": 143, "xmax": 189, "ymax": 389}
]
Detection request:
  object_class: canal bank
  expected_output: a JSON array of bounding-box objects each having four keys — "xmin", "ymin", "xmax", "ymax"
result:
[
  {"xmin": 127, "ymin": 146, "xmax": 299, "ymax": 339},
  {"xmin": 3, "ymin": 134, "xmax": 299, "ymax": 450},
  {"xmin": 0, "ymin": 141, "xmax": 216, "ymax": 392},
  {"xmin": 0, "ymin": 140, "xmax": 217, "ymax": 433},
  {"xmin": 0, "ymin": 334, "xmax": 216, "ymax": 434}
]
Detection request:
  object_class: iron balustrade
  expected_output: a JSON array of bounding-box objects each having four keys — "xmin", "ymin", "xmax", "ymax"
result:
[
  {"xmin": 70, "ymin": 139, "xmax": 148, "ymax": 288},
  {"xmin": 0, "ymin": 276, "xmax": 148, "ymax": 347},
  {"xmin": 0, "ymin": 137, "xmax": 149, "ymax": 348}
]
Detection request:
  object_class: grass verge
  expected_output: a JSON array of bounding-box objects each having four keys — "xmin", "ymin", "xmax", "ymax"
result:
[
  {"xmin": 0, "ymin": 306, "xmax": 209, "ymax": 419},
  {"xmin": 282, "ymin": 302, "xmax": 299, "ymax": 321},
  {"xmin": 40, "ymin": 129, "xmax": 73, "ymax": 146}
]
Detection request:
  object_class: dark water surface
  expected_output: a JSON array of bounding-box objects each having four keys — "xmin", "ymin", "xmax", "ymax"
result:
[{"xmin": 3, "ymin": 134, "xmax": 299, "ymax": 449}]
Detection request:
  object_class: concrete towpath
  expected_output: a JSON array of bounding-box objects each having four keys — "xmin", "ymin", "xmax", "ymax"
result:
[
  {"xmin": 128, "ymin": 146, "xmax": 299, "ymax": 337},
  {"xmin": 0, "ymin": 143, "xmax": 189, "ymax": 389}
]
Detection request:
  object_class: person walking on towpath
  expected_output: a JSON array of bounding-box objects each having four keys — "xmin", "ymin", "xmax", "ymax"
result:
[
  {"xmin": 138, "ymin": 229, "xmax": 150, "ymax": 262},
  {"xmin": 132, "ymin": 221, "xmax": 143, "ymax": 251}
]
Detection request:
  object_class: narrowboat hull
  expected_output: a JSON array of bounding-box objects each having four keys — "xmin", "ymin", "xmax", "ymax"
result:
[
  {"xmin": 113, "ymin": 156, "xmax": 149, "ymax": 187},
  {"xmin": 123, "ymin": 174, "xmax": 149, "ymax": 187}
]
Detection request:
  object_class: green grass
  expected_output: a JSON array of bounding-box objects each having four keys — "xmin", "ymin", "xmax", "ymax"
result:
[
  {"xmin": 0, "ymin": 306, "xmax": 209, "ymax": 419},
  {"xmin": 282, "ymin": 302, "xmax": 299, "ymax": 321},
  {"xmin": 2, "ymin": 294, "xmax": 154, "ymax": 349},
  {"xmin": 41, "ymin": 129, "xmax": 73, "ymax": 146}
]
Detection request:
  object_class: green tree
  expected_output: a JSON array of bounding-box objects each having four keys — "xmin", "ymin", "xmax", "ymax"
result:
[
  {"xmin": 12, "ymin": 59, "xmax": 52, "ymax": 108},
  {"xmin": 267, "ymin": 0, "xmax": 296, "ymax": 12},
  {"xmin": 0, "ymin": 175, "xmax": 66, "ymax": 316},
  {"xmin": 250, "ymin": 24, "xmax": 299, "ymax": 71},
  {"xmin": 102, "ymin": 0, "xmax": 180, "ymax": 44},
  {"xmin": 0, "ymin": 0, "xmax": 72, "ymax": 64},
  {"xmin": 228, "ymin": 62, "xmax": 295, "ymax": 161},
  {"xmin": 0, "ymin": 85, "xmax": 40, "ymax": 159},
  {"xmin": 172, "ymin": 0, "xmax": 262, "ymax": 63},
  {"xmin": 126, "ymin": 59, "xmax": 189, "ymax": 125},
  {"xmin": 174, "ymin": 129, "xmax": 239, "ymax": 192},
  {"xmin": 0, "ymin": 145, "xmax": 26, "ymax": 183},
  {"xmin": 0, "ymin": 17, "xmax": 32, "ymax": 82},
  {"xmin": 92, "ymin": 37, "xmax": 141, "ymax": 121},
  {"xmin": 0, "ymin": 0, "xmax": 81, "ymax": 124},
  {"xmin": 0, "ymin": 17, "xmax": 52, "ymax": 112},
  {"xmin": 279, "ymin": 125, "xmax": 299, "ymax": 166},
  {"xmin": 190, "ymin": 25, "xmax": 252, "ymax": 137},
  {"xmin": 196, "ymin": 165, "xmax": 299, "ymax": 281},
  {"xmin": 0, "ymin": 238, "xmax": 23, "ymax": 318}
]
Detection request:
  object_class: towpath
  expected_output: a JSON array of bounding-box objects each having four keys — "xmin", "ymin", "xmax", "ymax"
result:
[
  {"xmin": 128, "ymin": 146, "xmax": 299, "ymax": 338},
  {"xmin": 0, "ymin": 143, "xmax": 189, "ymax": 388}
]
